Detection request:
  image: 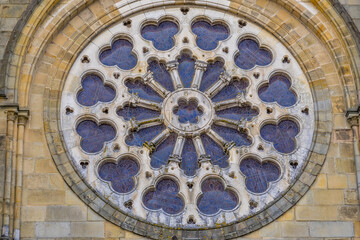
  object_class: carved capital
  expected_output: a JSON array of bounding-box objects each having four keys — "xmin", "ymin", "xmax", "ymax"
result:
[
  {"xmin": 194, "ymin": 61, "xmax": 207, "ymax": 71},
  {"xmin": 143, "ymin": 71, "xmax": 154, "ymax": 83},
  {"xmin": 347, "ymin": 116, "xmax": 359, "ymax": 127},
  {"xmin": 6, "ymin": 111, "xmax": 17, "ymax": 122},
  {"xmin": 219, "ymin": 72, "xmax": 231, "ymax": 84},
  {"xmin": 166, "ymin": 61, "xmax": 179, "ymax": 71}
]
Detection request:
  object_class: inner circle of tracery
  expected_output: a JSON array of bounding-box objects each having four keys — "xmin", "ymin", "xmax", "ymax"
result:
[{"xmin": 60, "ymin": 7, "xmax": 314, "ymax": 229}]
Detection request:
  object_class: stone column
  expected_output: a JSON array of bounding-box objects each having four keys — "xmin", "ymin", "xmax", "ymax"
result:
[{"xmin": 348, "ymin": 116, "xmax": 360, "ymax": 201}]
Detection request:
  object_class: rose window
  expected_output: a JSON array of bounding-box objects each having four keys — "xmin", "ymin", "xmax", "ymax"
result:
[{"xmin": 61, "ymin": 8, "xmax": 314, "ymax": 231}]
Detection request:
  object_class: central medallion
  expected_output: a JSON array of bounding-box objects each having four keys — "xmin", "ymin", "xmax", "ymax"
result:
[{"xmin": 162, "ymin": 88, "xmax": 214, "ymax": 135}]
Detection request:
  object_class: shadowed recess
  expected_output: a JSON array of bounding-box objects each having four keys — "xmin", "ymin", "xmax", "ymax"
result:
[
  {"xmin": 148, "ymin": 60, "xmax": 174, "ymax": 91},
  {"xmin": 125, "ymin": 124, "xmax": 166, "ymax": 147},
  {"xmin": 173, "ymin": 98, "xmax": 203, "ymax": 124},
  {"xmin": 117, "ymin": 105, "xmax": 160, "ymax": 121},
  {"xmin": 191, "ymin": 21, "xmax": 229, "ymax": 51},
  {"xmin": 212, "ymin": 124, "xmax": 251, "ymax": 147},
  {"xmin": 76, "ymin": 120, "xmax": 116, "ymax": 153},
  {"xmin": 201, "ymin": 134, "xmax": 229, "ymax": 168},
  {"xmin": 125, "ymin": 79, "xmax": 163, "ymax": 102},
  {"xmin": 216, "ymin": 105, "xmax": 259, "ymax": 121},
  {"xmin": 234, "ymin": 39, "xmax": 272, "ymax": 70},
  {"xmin": 212, "ymin": 78, "xmax": 249, "ymax": 102},
  {"xmin": 77, "ymin": 74, "xmax": 115, "ymax": 106},
  {"xmin": 240, "ymin": 158, "xmax": 280, "ymax": 193},
  {"xmin": 141, "ymin": 21, "xmax": 179, "ymax": 51},
  {"xmin": 181, "ymin": 138, "xmax": 199, "ymax": 176},
  {"xmin": 199, "ymin": 61, "xmax": 224, "ymax": 92},
  {"xmin": 143, "ymin": 178, "xmax": 184, "ymax": 214},
  {"xmin": 258, "ymin": 74, "xmax": 297, "ymax": 107},
  {"xmin": 197, "ymin": 178, "xmax": 238, "ymax": 215},
  {"xmin": 260, "ymin": 120, "xmax": 299, "ymax": 153},
  {"xmin": 99, "ymin": 39, "xmax": 137, "ymax": 70},
  {"xmin": 150, "ymin": 133, "xmax": 177, "ymax": 168},
  {"xmin": 98, "ymin": 157, "xmax": 139, "ymax": 193},
  {"xmin": 177, "ymin": 53, "xmax": 195, "ymax": 88}
]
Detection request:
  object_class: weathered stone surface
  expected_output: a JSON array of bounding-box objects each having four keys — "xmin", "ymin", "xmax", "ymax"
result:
[
  {"xmin": 309, "ymin": 221, "xmax": 354, "ymax": 237},
  {"xmin": 70, "ymin": 222, "xmax": 104, "ymax": 237},
  {"xmin": 35, "ymin": 222, "xmax": 70, "ymax": 238},
  {"xmin": 45, "ymin": 205, "xmax": 86, "ymax": 221}
]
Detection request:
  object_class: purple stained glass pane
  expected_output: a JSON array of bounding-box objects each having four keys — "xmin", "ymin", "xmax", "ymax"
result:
[
  {"xmin": 77, "ymin": 74, "xmax": 115, "ymax": 106},
  {"xmin": 173, "ymin": 98, "xmax": 203, "ymax": 124},
  {"xmin": 150, "ymin": 133, "xmax": 177, "ymax": 168},
  {"xmin": 98, "ymin": 157, "xmax": 139, "ymax": 193},
  {"xmin": 201, "ymin": 134, "xmax": 229, "ymax": 168},
  {"xmin": 212, "ymin": 124, "xmax": 251, "ymax": 147},
  {"xmin": 141, "ymin": 21, "xmax": 179, "ymax": 51},
  {"xmin": 191, "ymin": 21, "xmax": 229, "ymax": 51},
  {"xmin": 197, "ymin": 178, "xmax": 238, "ymax": 215},
  {"xmin": 258, "ymin": 74, "xmax": 297, "ymax": 107},
  {"xmin": 125, "ymin": 79, "xmax": 163, "ymax": 103},
  {"xmin": 143, "ymin": 178, "xmax": 184, "ymax": 214},
  {"xmin": 99, "ymin": 39, "xmax": 137, "ymax": 70},
  {"xmin": 181, "ymin": 138, "xmax": 198, "ymax": 176},
  {"xmin": 76, "ymin": 120, "xmax": 116, "ymax": 153},
  {"xmin": 199, "ymin": 61, "xmax": 224, "ymax": 92},
  {"xmin": 216, "ymin": 105, "xmax": 259, "ymax": 121},
  {"xmin": 125, "ymin": 124, "xmax": 166, "ymax": 147},
  {"xmin": 240, "ymin": 158, "xmax": 280, "ymax": 193},
  {"xmin": 117, "ymin": 105, "xmax": 160, "ymax": 121},
  {"xmin": 260, "ymin": 120, "xmax": 299, "ymax": 153},
  {"xmin": 148, "ymin": 60, "xmax": 174, "ymax": 91},
  {"xmin": 211, "ymin": 78, "xmax": 249, "ymax": 102},
  {"xmin": 177, "ymin": 53, "xmax": 195, "ymax": 88},
  {"xmin": 234, "ymin": 39, "xmax": 272, "ymax": 70}
]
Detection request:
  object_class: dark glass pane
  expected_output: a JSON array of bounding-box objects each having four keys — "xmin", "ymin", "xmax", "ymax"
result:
[
  {"xmin": 125, "ymin": 79, "xmax": 163, "ymax": 103},
  {"xmin": 199, "ymin": 61, "xmax": 224, "ymax": 92},
  {"xmin": 258, "ymin": 74, "xmax": 297, "ymax": 107},
  {"xmin": 173, "ymin": 98, "xmax": 203, "ymax": 124},
  {"xmin": 201, "ymin": 134, "xmax": 229, "ymax": 168},
  {"xmin": 117, "ymin": 105, "xmax": 160, "ymax": 121},
  {"xmin": 98, "ymin": 157, "xmax": 139, "ymax": 193},
  {"xmin": 260, "ymin": 120, "xmax": 299, "ymax": 153},
  {"xmin": 177, "ymin": 53, "xmax": 195, "ymax": 88},
  {"xmin": 77, "ymin": 74, "xmax": 115, "ymax": 106},
  {"xmin": 181, "ymin": 138, "xmax": 198, "ymax": 176},
  {"xmin": 143, "ymin": 178, "xmax": 184, "ymax": 214},
  {"xmin": 150, "ymin": 133, "xmax": 177, "ymax": 168},
  {"xmin": 234, "ymin": 39, "xmax": 272, "ymax": 70},
  {"xmin": 76, "ymin": 120, "xmax": 116, "ymax": 153},
  {"xmin": 125, "ymin": 124, "xmax": 166, "ymax": 147},
  {"xmin": 148, "ymin": 60, "xmax": 174, "ymax": 91},
  {"xmin": 141, "ymin": 21, "xmax": 179, "ymax": 51},
  {"xmin": 197, "ymin": 178, "xmax": 238, "ymax": 214},
  {"xmin": 216, "ymin": 105, "xmax": 259, "ymax": 121},
  {"xmin": 191, "ymin": 21, "xmax": 229, "ymax": 51},
  {"xmin": 99, "ymin": 39, "xmax": 137, "ymax": 70},
  {"xmin": 240, "ymin": 158, "xmax": 280, "ymax": 193},
  {"xmin": 212, "ymin": 124, "xmax": 251, "ymax": 147},
  {"xmin": 211, "ymin": 78, "xmax": 249, "ymax": 102}
]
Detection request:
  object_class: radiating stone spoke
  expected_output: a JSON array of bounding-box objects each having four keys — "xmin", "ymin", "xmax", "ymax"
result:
[
  {"xmin": 129, "ymin": 117, "xmax": 163, "ymax": 132},
  {"xmin": 214, "ymin": 92, "xmax": 246, "ymax": 110},
  {"xmin": 168, "ymin": 134, "xmax": 185, "ymax": 163},
  {"xmin": 166, "ymin": 61, "xmax": 183, "ymax": 89},
  {"xmin": 193, "ymin": 135, "xmax": 211, "ymax": 163},
  {"xmin": 207, "ymin": 129, "xmax": 235, "ymax": 154},
  {"xmin": 143, "ymin": 128, "xmax": 171, "ymax": 153},
  {"xmin": 213, "ymin": 116, "xmax": 247, "ymax": 131},
  {"xmin": 128, "ymin": 93, "xmax": 162, "ymax": 111},
  {"xmin": 143, "ymin": 71, "xmax": 170, "ymax": 98},
  {"xmin": 205, "ymin": 72, "xmax": 231, "ymax": 97},
  {"xmin": 191, "ymin": 61, "xmax": 207, "ymax": 89}
]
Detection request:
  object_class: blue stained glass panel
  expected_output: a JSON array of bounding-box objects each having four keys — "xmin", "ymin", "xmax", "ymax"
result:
[
  {"xmin": 173, "ymin": 98, "xmax": 203, "ymax": 124},
  {"xmin": 216, "ymin": 105, "xmax": 259, "ymax": 121},
  {"xmin": 240, "ymin": 158, "xmax": 280, "ymax": 193},
  {"xmin": 143, "ymin": 178, "xmax": 184, "ymax": 214},
  {"xmin": 260, "ymin": 120, "xmax": 299, "ymax": 153},
  {"xmin": 177, "ymin": 53, "xmax": 195, "ymax": 88},
  {"xmin": 150, "ymin": 133, "xmax": 177, "ymax": 168},
  {"xmin": 98, "ymin": 157, "xmax": 139, "ymax": 193},
  {"xmin": 201, "ymin": 134, "xmax": 229, "ymax": 168},
  {"xmin": 117, "ymin": 105, "xmax": 160, "ymax": 121},
  {"xmin": 126, "ymin": 124, "xmax": 166, "ymax": 147},
  {"xmin": 212, "ymin": 124, "xmax": 251, "ymax": 147},
  {"xmin": 234, "ymin": 39, "xmax": 272, "ymax": 70},
  {"xmin": 77, "ymin": 74, "xmax": 115, "ymax": 106},
  {"xmin": 258, "ymin": 74, "xmax": 297, "ymax": 107},
  {"xmin": 148, "ymin": 60, "xmax": 174, "ymax": 91},
  {"xmin": 211, "ymin": 78, "xmax": 249, "ymax": 102},
  {"xmin": 141, "ymin": 21, "xmax": 179, "ymax": 51},
  {"xmin": 191, "ymin": 21, "xmax": 229, "ymax": 51},
  {"xmin": 199, "ymin": 61, "xmax": 224, "ymax": 92},
  {"xmin": 99, "ymin": 39, "xmax": 137, "ymax": 70},
  {"xmin": 181, "ymin": 138, "xmax": 198, "ymax": 176},
  {"xmin": 76, "ymin": 120, "xmax": 116, "ymax": 153},
  {"xmin": 125, "ymin": 79, "xmax": 163, "ymax": 103},
  {"xmin": 197, "ymin": 178, "xmax": 238, "ymax": 214}
]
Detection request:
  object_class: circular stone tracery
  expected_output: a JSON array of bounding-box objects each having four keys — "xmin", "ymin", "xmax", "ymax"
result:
[{"xmin": 60, "ymin": 6, "xmax": 316, "ymax": 237}]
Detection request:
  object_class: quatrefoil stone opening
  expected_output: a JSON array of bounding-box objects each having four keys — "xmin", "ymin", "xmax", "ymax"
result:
[{"xmin": 172, "ymin": 98, "xmax": 204, "ymax": 124}]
